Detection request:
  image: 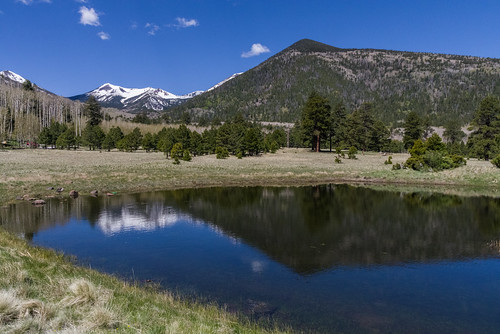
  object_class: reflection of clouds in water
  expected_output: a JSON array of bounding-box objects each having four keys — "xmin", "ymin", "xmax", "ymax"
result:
[
  {"xmin": 251, "ymin": 260, "xmax": 265, "ymax": 273},
  {"xmin": 97, "ymin": 205, "xmax": 194, "ymax": 235}
]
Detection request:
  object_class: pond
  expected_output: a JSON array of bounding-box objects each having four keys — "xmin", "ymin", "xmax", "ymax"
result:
[{"xmin": 2, "ymin": 184, "xmax": 500, "ymax": 333}]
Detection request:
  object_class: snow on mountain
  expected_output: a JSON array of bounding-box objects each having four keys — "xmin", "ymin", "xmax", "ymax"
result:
[
  {"xmin": 207, "ymin": 72, "xmax": 243, "ymax": 92},
  {"xmin": 0, "ymin": 70, "xmax": 27, "ymax": 84},
  {"xmin": 72, "ymin": 83, "xmax": 203, "ymax": 111},
  {"xmin": 73, "ymin": 74, "xmax": 240, "ymax": 112}
]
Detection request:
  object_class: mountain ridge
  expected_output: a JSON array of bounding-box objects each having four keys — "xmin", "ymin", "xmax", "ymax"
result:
[
  {"xmin": 68, "ymin": 74, "xmax": 241, "ymax": 112},
  {"xmin": 172, "ymin": 39, "xmax": 500, "ymax": 125}
]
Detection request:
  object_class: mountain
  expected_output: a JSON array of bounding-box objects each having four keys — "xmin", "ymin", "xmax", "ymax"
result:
[
  {"xmin": 0, "ymin": 70, "xmax": 26, "ymax": 84},
  {"xmin": 172, "ymin": 39, "xmax": 500, "ymax": 125},
  {"xmin": 69, "ymin": 74, "xmax": 241, "ymax": 113},
  {"xmin": 69, "ymin": 83, "xmax": 204, "ymax": 112},
  {"xmin": 0, "ymin": 70, "xmax": 56, "ymax": 95}
]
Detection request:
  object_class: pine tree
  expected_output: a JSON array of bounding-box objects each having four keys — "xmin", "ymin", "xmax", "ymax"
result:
[
  {"xmin": 403, "ymin": 111, "xmax": 423, "ymax": 149},
  {"xmin": 84, "ymin": 96, "xmax": 103, "ymax": 126},
  {"xmin": 467, "ymin": 96, "xmax": 500, "ymax": 160},
  {"xmin": 301, "ymin": 92, "xmax": 331, "ymax": 152}
]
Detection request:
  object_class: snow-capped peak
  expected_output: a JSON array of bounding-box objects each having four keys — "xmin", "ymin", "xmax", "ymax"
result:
[
  {"xmin": 207, "ymin": 72, "xmax": 243, "ymax": 92},
  {"xmin": 0, "ymin": 70, "xmax": 27, "ymax": 84}
]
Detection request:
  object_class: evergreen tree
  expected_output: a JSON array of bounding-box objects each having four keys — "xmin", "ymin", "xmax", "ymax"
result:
[
  {"xmin": 301, "ymin": 92, "xmax": 331, "ymax": 152},
  {"xmin": 443, "ymin": 119, "xmax": 466, "ymax": 144},
  {"xmin": 128, "ymin": 127, "xmax": 143, "ymax": 151},
  {"xmin": 102, "ymin": 126, "xmax": 124, "ymax": 151},
  {"xmin": 346, "ymin": 103, "xmax": 375, "ymax": 152},
  {"xmin": 142, "ymin": 132, "xmax": 155, "ymax": 152},
  {"xmin": 467, "ymin": 96, "xmax": 500, "ymax": 160},
  {"xmin": 403, "ymin": 111, "xmax": 423, "ymax": 149},
  {"xmin": 84, "ymin": 96, "xmax": 103, "ymax": 126},
  {"xmin": 329, "ymin": 101, "xmax": 347, "ymax": 150},
  {"xmin": 157, "ymin": 127, "xmax": 176, "ymax": 158},
  {"xmin": 82, "ymin": 124, "xmax": 105, "ymax": 150},
  {"xmin": 244, "ymin": 127, "xmax": 263, "ymax": 156},
  {"xmin": 189, "ymin": 131, "xmax": 203, "ymax": 156},
  {"xmin": 56, "ymin": 127, "xmax": 76, "ymax": 150}
]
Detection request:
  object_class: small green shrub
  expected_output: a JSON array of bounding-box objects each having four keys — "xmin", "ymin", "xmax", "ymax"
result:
[
  {"xmin": 215, "ymin": 146, "xmax": 229, "ymax": 159},
  {"xmin": 236, "ymin": 151, "xmax": 243, "ymax": 159},
  {"xmin": 269, "ymin": 141, "xmax": 279, "ymax": 153},
  {"xmin": 492, "ymin": 154, "xmax": 500, "ymax": 168},
  {"xmin": 384, "ymin": 156, "xmax": 393, "ymax": 165},
  {"xmin": 335, "ymin": 156, "xmax": 342, "ymax": 164},
  {"xmin": 392, "ymin": 163, "xmax": 402, "ymax": 170},
  {"xmin": 182, "ymin": 150, "xmax": 192, "ymax": 162},
  {"xmin": 348, "ymin": 146, "xmax": 357, "ymax": 159}
]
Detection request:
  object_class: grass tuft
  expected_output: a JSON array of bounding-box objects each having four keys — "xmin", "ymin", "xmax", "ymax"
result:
[{"xmin": 0, "ymin": 290, "xmax": 19, "ymax": 325}]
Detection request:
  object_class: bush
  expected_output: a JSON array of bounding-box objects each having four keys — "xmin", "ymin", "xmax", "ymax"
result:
[
  {"xmin": 348, "ymin": 146, "xmax": 357, "ymax": 159},
  {"xmin": 236, "ymin": 151, "xmax": 243, "ymax": 159},
  {"xmin": 392, "ymin": 163, "xmax": 402, "ymax": 170},
  {"xmin": 335, "ymin": 156, "xmax": 342, "ymax": 164},
  {"xmin": 384, "ymin": 156, "xmax": 393, "ymax": 165},
  {"xmin": 215, "ymin": 146, "xmax": 229, "ymax": 159},
  {"xmin": 492, "ymin": 154, "xmax": 500, "ymax": 168},
  {"xmin": 335, "ymin": 147, "xmax": 345, "ymax": 158},
  {"xmin": 182, "ymin": 149, "xmax": 192, "ymax": 162}
]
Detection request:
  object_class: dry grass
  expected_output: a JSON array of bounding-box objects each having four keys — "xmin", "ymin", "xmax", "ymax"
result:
[{"xmin": 0, "ymin": 148, "xmax": 499, "ymax": 205}]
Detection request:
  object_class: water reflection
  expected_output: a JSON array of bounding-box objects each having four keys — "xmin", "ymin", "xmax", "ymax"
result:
[{"xmin": 2, "ymin": 185, "xmax": 500, "ymax": 273}]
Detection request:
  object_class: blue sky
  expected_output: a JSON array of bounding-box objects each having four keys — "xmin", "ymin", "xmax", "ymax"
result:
[{"xmin": 1, "ymin": 0, "xmax": 499, "ymax": 97}]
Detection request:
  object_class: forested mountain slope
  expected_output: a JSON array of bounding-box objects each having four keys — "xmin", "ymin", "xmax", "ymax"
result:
[{"xmin": 173, "ymin": 39, "xmax": 500, "ymax": 125}]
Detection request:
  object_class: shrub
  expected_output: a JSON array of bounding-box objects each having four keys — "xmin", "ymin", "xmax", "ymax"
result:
[
  {"xmin": 492, "ymin": 154, "xmax": 500, "ymax": 168},
  {"xmin": 392, "ymin": 163, "xmax": 402, "ymax": 170},
  {"xmin": 182, "ymin": 149, "xmax": 192, "ymax": 162},
  {"xmin": 335, "ymin": 156, "xmax": 342, "ymax": 164},
  {"xmin": 170, "ymin": 143, "xmax": 183, "ymax": 160},
  {"xmin": 348, "ymin": 146, "xmax": 357, "ymax": 159},
  {"xmin": 384, "ymin": 156, "xmax": 393, "ymax": 165},
  {"xmin": 215, "ymin": 146, "xmax": 229, "ymax": 159},
  {"xmin": 335, "ymin": 147, "xmax": 345, "ymax": 158}
]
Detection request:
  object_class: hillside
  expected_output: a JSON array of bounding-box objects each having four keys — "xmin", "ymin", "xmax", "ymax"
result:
[{"xmin": 172, "ymin": 39, "xmax": 500, "ymax": 125}]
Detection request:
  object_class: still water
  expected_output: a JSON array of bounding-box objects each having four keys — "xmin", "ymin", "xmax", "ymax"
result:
[{"xmin": 2, "ymin": 185, "xmax": 500, "ymax": 333}]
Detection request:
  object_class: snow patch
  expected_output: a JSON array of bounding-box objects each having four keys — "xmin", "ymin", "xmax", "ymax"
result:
[{"xmin": 0, "ymin": 70, "xmax": 27, "ymax": 84}]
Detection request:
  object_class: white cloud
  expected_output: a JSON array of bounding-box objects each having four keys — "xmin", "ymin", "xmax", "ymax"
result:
[
  {"xmin": 98, "ymin": 32, "xmax": 110, "ymax": 40},
  {"xmin": 173, "ymin": 17, "xmax": 199, "ymax": 28},
  {"xmin": 130, "ymin": 21, "xmax": 138, "ymax": 30},
  {"xmin": 16, "ymin": 0, "xmax": 51, "ymax": 4},
  {"xmin": 145, "ymin": 23, "xmax": 160, "ymax": 36},
  {"xmin": 75, "ymin": 0, "xmax": 87, "ymax": 3},
  {"xmin": 241, "ymin": 43, "xmax": 270, "ymax": 58},
  {"xmin": 79, "ymin": 6, "xmax": 100, "ymax": 26}
]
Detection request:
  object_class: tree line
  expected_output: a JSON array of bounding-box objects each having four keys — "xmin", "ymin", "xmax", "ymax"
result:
[
  {"xmin": 298, "ymin": 92, "xmax": 500, "ymax": 169},
  {"xmin": 37, "ymin": 97, "xmax": 287, "ymax": 160}
]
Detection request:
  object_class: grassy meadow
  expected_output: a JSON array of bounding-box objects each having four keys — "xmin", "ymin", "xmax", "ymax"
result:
[
  {"xmin": 1, "ymin": 147, "xmax": 499, "ymax": 333},
  {"xmin": 0, "ymin": 148, "xmax": 499, "ymax": 205}
]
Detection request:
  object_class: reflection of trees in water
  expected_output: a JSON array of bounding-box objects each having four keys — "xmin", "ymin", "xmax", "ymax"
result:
[
  {"xmin": 0, "ymin": 193, "xmax": 191, "ymax": 237},
  {"xmin": 2, "ymin": 185, "xmax": 500, "ymax": 273},
  {"xmin": 163, "ymin": 185, "xmax": 500, "ymax": 274}
]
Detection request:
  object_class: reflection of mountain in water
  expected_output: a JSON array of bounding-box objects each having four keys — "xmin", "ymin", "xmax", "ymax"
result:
[
  {"xmin": 97, "ymin": 202, "xmax": 195, "ymax": 235},
  {"xmin": 162, "ymin": 185, "xmax": 500, "ymax": 273},
  {"xmin": 0, "ymin": 195, "xmax": 197, "ymax": 238},
  {"xmin": 1, "ymin": 185, "xmax": 500, "ymax": 273}
]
